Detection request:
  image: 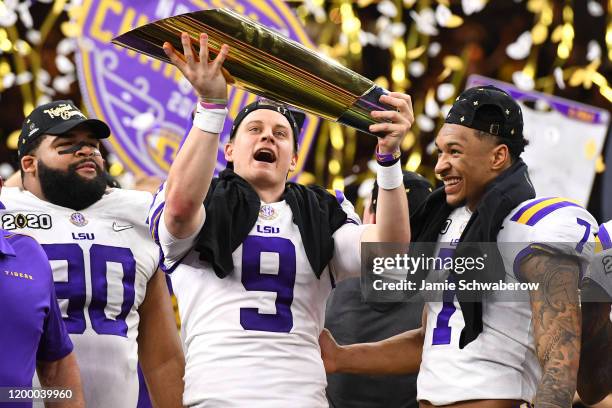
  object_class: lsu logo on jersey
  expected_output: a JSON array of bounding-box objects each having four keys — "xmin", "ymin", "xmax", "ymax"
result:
[{"xmin": 0, "ymin": 213, "xmax": 52, "ymax": 230}]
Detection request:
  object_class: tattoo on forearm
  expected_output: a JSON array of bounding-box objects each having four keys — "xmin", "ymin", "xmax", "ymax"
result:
[{"xmin": 523, "ymin": 254, "xmax": 581, "ymax": 408}]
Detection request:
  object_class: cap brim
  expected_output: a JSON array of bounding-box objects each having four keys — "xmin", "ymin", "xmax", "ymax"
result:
[{"xmin": 46, "ymin": 118, "xmax": 111, "ymax": 139}]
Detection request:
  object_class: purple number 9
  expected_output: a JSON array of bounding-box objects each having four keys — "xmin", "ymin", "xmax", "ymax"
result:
[
  {"xmin": 240, "ymin": 236, "xmax": 296, "ymax": 333},
  {"xmin": 432, "ymin": 247, "xmax": 457, "ymax": 345},
  {"xmin": 42, "ymin": 243, "xmax": 136, "ymax": 337}
]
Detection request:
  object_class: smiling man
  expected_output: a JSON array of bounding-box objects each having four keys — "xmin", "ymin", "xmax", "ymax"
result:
[
  {"xmin": 319, "ymin": 85, "xmax": 599, "ymax": 407},
  {"xmin": 0, "ymin": 101, "xmax": 184, "ymax": 408},
  {"xmin": 147, "ymin": 33, "xmax": 412, "ymax": 407}
]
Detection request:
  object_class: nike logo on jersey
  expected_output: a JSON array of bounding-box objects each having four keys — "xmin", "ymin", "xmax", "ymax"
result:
[{"xmin": 112, "ymin": 222, "xmax": 134, "ymax": 232}]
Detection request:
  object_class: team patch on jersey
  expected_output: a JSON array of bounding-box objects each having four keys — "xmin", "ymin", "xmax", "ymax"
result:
[
  {"xmin": 69, "ymin": 212, "xmax": 88, "ymax": 227},
  {"xmin": 511, "ymin": 197, "xmax": 580, "ymax": 226},
  {"xmin": 259, "ymin": 205, "xmax": 278, "ymax": 220},
  {"xmin": 0, "ymin": 213, "xmax": 52, "ymax": 230}
]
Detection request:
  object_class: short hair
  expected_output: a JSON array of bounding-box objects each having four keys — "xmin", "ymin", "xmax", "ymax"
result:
[
  {"xmin": 19, "ymin": 134, "xmax": 48, "ymax": 172},
  {"xmin": 474, "ymin": 129, "xmax": 529, "ymax": 162}
]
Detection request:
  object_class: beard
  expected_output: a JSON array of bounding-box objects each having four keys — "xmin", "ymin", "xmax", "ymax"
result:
[{"xmin": 38, "ymin": 158, "xmax": 108, "ymax": 211}]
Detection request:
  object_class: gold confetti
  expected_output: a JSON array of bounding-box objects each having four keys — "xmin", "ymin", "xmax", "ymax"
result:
[
  {"xmin": 329, "ymin": 159, "xmax": 341, "ymax": 175},
  {"xmin": 531, "ymin": 23, "xmax": 548, "ymax": 45},
  {"xmin": 405, "ymin": 151, "xmax": 422, "ymax": 172},
  {"xmin": 109, "ymin": 162, "xmax": 124, "ymax": 177},
  {"xmin": 7, "ymin": 130, "xmax": 20, "ymax": 150},
  {"xmin": 332, "ymin": 177, "xmax": 344, "ymax": 191},
  {"xmin": 0, "ymin": 38, "xmax": 12, "ymax": 52},
  {"xmin": 584, "ymin": 139, "xmax": 597, "ymax": 160},
  {"xmin": 0, "ymin": 59, "xmax": 10, "ymax": 76},
  {"xmin": 392, "ymin": 60, "xmax": 406, "ymax": 83},
  {"xmin": 60, "ymin": 21, "xmax": 81, "ymax": 37},
  {"xmin": 444, "ymin": 15, "xmax": 464, "ymax": 28},
  {"xmin": 595, "ymin": 156, "xmax": 606, "ymax": 173},
  {"xmin": 330, "ymin": 124, "xmax": 344, "ymax": 150},
  {"xmin": 443, "ymin": 55, "xmax": 464, "ymax": 71},
  {"xmin": 551, "ymin": 25, "xmax": 563, "ymax": 43},
  {"xmin": 405, "ymin": 45, "xmax": 426, "ymax": 60},
  {"xmin": 401, "ymin": 131, "xmax": 415, "ymax": 151}
]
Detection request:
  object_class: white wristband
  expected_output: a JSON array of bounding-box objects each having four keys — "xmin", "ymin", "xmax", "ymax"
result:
[
  {"xmin": 377, "ymin": 160, "xmax": 403, "ymax": 190},
  {"xmin": 193, "ymin": 105, "xmax": 228, "ymax": 134}
]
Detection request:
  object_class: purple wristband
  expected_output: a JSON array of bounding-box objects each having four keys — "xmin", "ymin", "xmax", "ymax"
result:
[
  {"xmin": 375, "ymin": 146, "xmax": 401, "ymax": 162},
  {"xmin": 199, "ymin": 101, "xmax": 228, "ymax": 110}
]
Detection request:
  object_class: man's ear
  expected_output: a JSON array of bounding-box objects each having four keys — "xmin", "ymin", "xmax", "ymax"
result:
[
  {"xmin": 288, "ymin": 152, "xmax": 298, "ymax": 172},
  {"xmin": 224, "ymin": 141, "xmax": 234, "ymax": 164},
  {"xmin": 20, "ymin": 155, "xmax": 37, "ymax": 175},
  {"xmin": 491, "ymin": 144, "xmax": 510, "ymax": 170}
]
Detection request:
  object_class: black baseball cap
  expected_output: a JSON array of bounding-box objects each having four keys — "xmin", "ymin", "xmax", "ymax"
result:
[
  {"xmin": 445, "ymin": 85, "xmax": 524, "ymax": 141},
  {"xmin": 18, "ymin": 100, "xmax": 110, "ymax": 158},
  {"xmin": 229, "ymin": 99, "xmax": 306, "ymax": 151}
]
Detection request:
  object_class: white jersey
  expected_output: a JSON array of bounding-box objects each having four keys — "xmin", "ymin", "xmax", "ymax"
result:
[
  {"xmin": 149, "ymin": 183, "xmax": 366, "ymax": 407},
  {"xmin": 418, "ymin": 198, "xmax": 598, "ymax": 405},
  {"xmin": 0, "ymin": 187, "xmax": 158, "ymax": 408},
  {"xmin": 589, "ymin": 221, "xmax": 612, "ymax": 299}
]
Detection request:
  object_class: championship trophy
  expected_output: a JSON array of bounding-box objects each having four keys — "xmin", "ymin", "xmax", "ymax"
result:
[{"xmin": 112, "ymin": 8, "xmax": 394, "ymax": 137}]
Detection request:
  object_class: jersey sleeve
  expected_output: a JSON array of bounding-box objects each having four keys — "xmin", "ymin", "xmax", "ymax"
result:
[
  {"xmin": 328, "ymin": 190, "xmax": 368, "ymax": 283},
  {"xmin": 514, "ymin": 202, "xmax": 599, "ymax": 281},
  {"xmin": 36, "ymin": 251, "xmax": 73, "ymax": 362},
  {"xmin": 147, "ymin": 181, "xmax": 205, "ymax": 273},
  {"xmin": 586, "ymin": 221, "xmax": 612, "ymax": 298}
]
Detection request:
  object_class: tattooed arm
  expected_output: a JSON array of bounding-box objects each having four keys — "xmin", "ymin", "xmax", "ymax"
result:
[
  {"xmin": 577, "ymin": 279, "xmax": 612, "ymax": 405},
  {"xmin": 521, "ymin": 251, "xmax": 582, "ymax": 408}
]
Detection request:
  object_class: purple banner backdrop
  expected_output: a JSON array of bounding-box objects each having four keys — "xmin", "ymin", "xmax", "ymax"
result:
[{"xmin": 75, "ymin": 0, "xmax": 320, "ymax": 177}]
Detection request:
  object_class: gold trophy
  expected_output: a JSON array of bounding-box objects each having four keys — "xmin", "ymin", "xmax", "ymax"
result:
[{"xmin": 112, "ymin": 8, "xmax": 393, "ymax": 137}]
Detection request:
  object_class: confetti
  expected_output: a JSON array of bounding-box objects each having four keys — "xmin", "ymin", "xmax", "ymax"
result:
[{"xmin": 506, "ymin": 31, "xmax": 532, "ymax": 60}]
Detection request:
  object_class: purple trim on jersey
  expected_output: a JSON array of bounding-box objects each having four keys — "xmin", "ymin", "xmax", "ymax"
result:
[
  {"xmin": 146, "ymin": 183, "xmax": 165, "ymax": 225},
  {"xmin": 0, "ymin": 230, "xmax": 73, "ymax": 390},
  {"xmin": 510, "ymin": 197, "xmax": 552, "ymax": 222},
  {"xmin": 598, "ymin": 224, "xmax": 612, "ymax": 250},
  {"xmin": 525, "ymin": 201, "xmax": 581, "ymax": 226},
  {"xmin": 344, "ymin": 219, "xmax": 359, "ymax": 226},
  {"xmin": 329, "ymin": 268, "xmax": 336, "ymax": 289},
  {"xmin": 149, "ymin": 202, "xmax": 165, "ymax": 239},
  {"xmin": 0, "ymin": 200, "xmax": 5, "ymax": 210},
  {"xmin": 334, "ymin": 189, "xmax": 345, "ymax": 204}
]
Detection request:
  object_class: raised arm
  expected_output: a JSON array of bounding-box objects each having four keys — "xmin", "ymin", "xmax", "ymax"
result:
[
  {"xmin": 162, "ymin": 32, "xmax": 229, "ymax": 238},
  {"xmin": 522, "ymin": 252, "xmax": 582, "ymax": 408},
  {"xmin": 319, "ymin": 308, "xmax": 425, "ymax": 375},
  {"xmin": 361, "ymin": 92, "xmax": 413, "ymax": 244}
]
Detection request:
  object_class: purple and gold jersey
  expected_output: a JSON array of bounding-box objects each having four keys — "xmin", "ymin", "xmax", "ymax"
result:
[
  {"xmin": 588, "ymin": 221, "xmax": 612, "ymax": 299},
  {"xmin": 0, "ymin": 229, "xmax": 73, "ymax": 407},
  {"xmin": 0, "ymin": 187, "xmax": 158, "ymax": 408},
  {"xmin": 418, "ymin": 198, "xmax": 598, "ymax": 404}
]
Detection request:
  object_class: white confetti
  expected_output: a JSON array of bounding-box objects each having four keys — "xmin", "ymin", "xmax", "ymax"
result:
[
  {"xmin": 2, "ymin": 72, "xmax": 15, "ymax": 89},
  {"xmin": 512, "ymin": 70, "xmax": 535, "ymax": 90},
  {"xmin": 505, "ymin": 31, "xmax": 532, "ymax": 60},
  {"xmin": 16, "ymin": 2, "xmax": 33, "ymax": 28},
  {"xmin": 36, "ymin": 94, "xmax": 52, "ymax": 106},
  {"xmin": 377, "ymin": 0, "xmax": 397, "ymax": 18},
  {"xmin": 553, "ymin": 67, "xmax": 566, "ymax": 90},
  {"xmin": 57, "ymin": 38, "xmax": 76, "ymax": 55},
  {"xmin": 26, "ymin": 29, "xmax": 41, "ymax": 45},
  {"xmin": 0, "ymin": 9, "xmax": 17, "ymax": 27},
  {"xmin": 534, "ymin": 99, "xmax": 550, "ymax": 111},
  {"xmin": 586, "ymin": 40, "xmax": 601, "ymax": 61},
  {"xmin": 437, "ymin": 83, "xmax": 456, "ymax": 101},
  {"xmin": 440, "ymin": 104, "xmax": 452, "ymax": 118},
  {"xmin": 52, "ymin": 75, "xmax": 75, "ymax": 94},
  {"xmin": 358, "ymin": 178, "xmax": 375, "ymax": 198},
  {"xmin": 462, "ymin": 0, "xmax": 487, "ymax": 15},
  {"xmin": 389, "ymin": 22, "xmax": 406, "ymax": 37},
  {"xmin": 409, "ymin": 61, "xmax": 425, "ymax": 77},
  {"xmin": 55, "ymin": 54, "xmax": 75, "ymax": 74},
  {"xmin": 409, "ymin": 8, "xmax": 438, "ymax": 36},
  {"xmin": 15, "ymin": 71, "xmax": 32, "ymax": 85},
  {"xmin": 376, "ymin": 16, "xmax": 391, "ymax": 33},
  {"xmin": 417, "ymin": 114, "xmax": 435, "ymax": 132},
  {"xmin": 0, "ymin": 163, "xmax": 14, "ymax": 180},
  {"xmin": 367, "ymin": 159, "xmax": 378, "ymax": 173},
  {"xmin": 428, "ymin": 42, "xmax": 441, "ymax": 57},
  {"xmin": 403, "ymin": 0, "xmax": 416, "ymax": 7},
  {"xmin": 435, "ymin": 4, "xmax": 452, "ymax": 27},
  {"xmin": 425, "ymin": 141, "xmax": 437, "ymax": 155},
  {"xmin": 587, "ymin": 0, "xmax": 604, "ymax": 17},
  {"xmin": 377, "ymin": 32, "xmax": 393, "ymax": 49},
  {"xmin": 425, "ymin": 96, "xmax": 439, "ymax": 117},
  {"xmin": 131, "ymin": 111, "xmax": 156, "ymax": 131}
]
